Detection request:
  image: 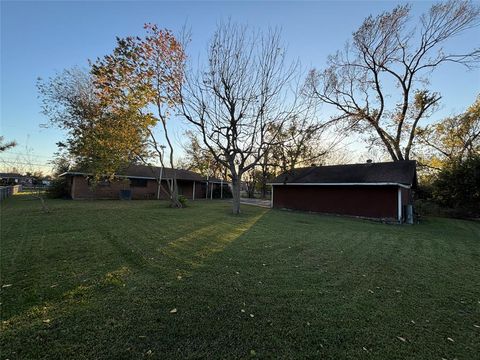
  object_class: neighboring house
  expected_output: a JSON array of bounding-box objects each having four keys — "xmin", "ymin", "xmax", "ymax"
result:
[
  {"xmin": 0, "ymin": 172, "xmax": 33, "ymax": 186},
  {"xmin": 60, "ymin": 165, "xmax": 228, "ymax": 200},
  {"xmin": 268, "ymin": 160, "xmax": 417, "ymax": 223}
]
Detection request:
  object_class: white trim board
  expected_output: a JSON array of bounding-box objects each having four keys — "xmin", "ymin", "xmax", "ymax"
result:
[
  {"xmin": 267, "ymin": 182, "xmax": 411, "ymax": 189},
  {"xmin": 397, "ymin": 187, "xmax": 403, "ymax": 222}
]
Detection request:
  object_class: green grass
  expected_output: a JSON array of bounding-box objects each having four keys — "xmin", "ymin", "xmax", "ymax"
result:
[{"xmin": 1, "ymin": 195, "xmax": 479, "ymax": 359}]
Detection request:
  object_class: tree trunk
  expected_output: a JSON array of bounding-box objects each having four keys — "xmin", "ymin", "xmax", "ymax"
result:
[
  {"xmin": 247, "ymin": 182, "xmax": 255, "ymax": 198},
  {"xmin": 169, "ymin": 177, "xmax": 183, "ymax": 208},
  {"xmin": 261, "ymin": 184, "xmax": 266, "ymax": 199},
  {"xmin": 231, "ymin": 176, "xmax": 241, "ymax": 214}
]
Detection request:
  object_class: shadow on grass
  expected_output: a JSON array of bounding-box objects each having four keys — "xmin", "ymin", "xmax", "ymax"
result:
[
  {"xmin": 2, "ymin": 266, "xmax": 131, "ymax": 332},
  {"xmin": 158, "ymin": 210, "xmax": 268, "ymax": 270},
  {"xmin": 1, "ymin": 208, "xmax": 269, "ymax": 333}
]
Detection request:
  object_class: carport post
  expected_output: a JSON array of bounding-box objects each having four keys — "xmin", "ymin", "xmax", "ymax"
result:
[
  {"xmin": 210, "ymin": 182, "xmax": 213, "ymax": 200},
  {"xmin": 220, "ymin": 179, "xmax": 223, "ymax": 199},
  {"xmin": 192, "ymin": 181, "xmax": 195, "ymax": 201},
  {"xmin": 270, "ymin": 185, "xmax": 274, "ymax": 208}
]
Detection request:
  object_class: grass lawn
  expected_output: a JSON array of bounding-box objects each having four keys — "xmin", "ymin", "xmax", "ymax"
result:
[{"xmin": 1, "ymin": 195, "xmax": 479, "ymax": 359}]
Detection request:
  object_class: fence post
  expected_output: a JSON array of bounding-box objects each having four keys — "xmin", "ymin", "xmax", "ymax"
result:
[{"xmin": 0, "ymin": 185, "xmax": 22, "ymax": 202}]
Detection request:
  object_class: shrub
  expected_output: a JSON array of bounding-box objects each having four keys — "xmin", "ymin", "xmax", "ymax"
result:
[
  {"xmin": 177, "ymin": 195, "xmax": 188, "ymax": 207},
  {"xmin": 431, "ymin": 154, "xmax": 480, "ymax": 217},
  {"xmin": 47, "ymin": 177, "xmax": 69, "ymax": 199}
]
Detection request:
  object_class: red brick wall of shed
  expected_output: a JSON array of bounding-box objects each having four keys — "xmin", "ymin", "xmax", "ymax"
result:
[
  {"xmin": 272, "ymin": 185, "xmax": 398, "ymax": 219},
  {"xmin": 71, "ymin": 176, "xmax": 206, "ymax": 200}
]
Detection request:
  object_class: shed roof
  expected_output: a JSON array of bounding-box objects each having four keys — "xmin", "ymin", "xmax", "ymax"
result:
[
  {"xmin": 270, "ymin": 161, "xmax": 417, "ymax": 187},
  {"xmin": 61, "ymin": 164, "xmax": 226, "ymax": 183}
]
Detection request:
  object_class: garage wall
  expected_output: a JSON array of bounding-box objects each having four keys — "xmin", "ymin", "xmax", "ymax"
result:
[{"xmin": 273, "ymin": 185, "xmax": 398, "ymax": 219}]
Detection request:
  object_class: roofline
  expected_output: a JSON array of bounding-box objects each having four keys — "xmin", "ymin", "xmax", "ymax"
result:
[
  {"xmin": 280, "ymin": 160, "xmax": 417, "ymax": 172},
  {"xmin": 59, "ymin": 171, "xmax": 229, "ymax": 183},
  {"xmin": 59, "ymin": 171, "xmax": 157, "ymax": 180},
  {"xmin": 267, "ymin": 182, "xmax": 411, "ymax": 189}
]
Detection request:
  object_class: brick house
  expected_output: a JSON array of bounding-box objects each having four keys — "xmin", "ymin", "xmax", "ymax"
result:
[
  {"xmin": 60, "ymin": 165, "xmax": 228, "ymax": 200},
  {"xmin": 268, "ymin": 160, "xmax": 417, "ymax": 223}
]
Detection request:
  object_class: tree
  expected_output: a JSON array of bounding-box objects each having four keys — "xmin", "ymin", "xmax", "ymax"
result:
[
  {"xmin": 180, "ymin": 22, "xmax": 300, "ymax": 214},
  {"xmin": 255, "ymin": 110, "xmax": 343, "ymax": 198},
  {"xmin": 179, "ymin": 131, "xmax": 227, "ymax": 180},
  {"xmin": 47, "ymin": 153, "xmax": 73, "ymax": 199},
  {"xmin": 243, "ymin": 167, "xmax": 261, "ymax": 199},
  {"xmin": 306, "ymin": 0, "xmax": 480, "ymax": 161},
  {"xmin": 268, "ymin": 114, "xmax": 342, "ymax": 174},
  {"xmin": 0, "ymin": 136, "xmax": 16, "ymax": 152},
  {"xmin": 417, "ymin": 95, "xmax": 480, "ymax": 168},
  {"xmin": 37, "ymin": 68, "xmax": 147, "ymax": 179},
  {"xmin": 91, "ymin": 24, "xmax": 186, "ymax": 207},
  {"xmin": 431, "ymin": 154, "xmax": 480, "ymax": 216}
]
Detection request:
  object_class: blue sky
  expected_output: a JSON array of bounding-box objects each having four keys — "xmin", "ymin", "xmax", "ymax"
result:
[{"xmin": 1, "ymin": 0, "xmax": 479, "ymax": 173}]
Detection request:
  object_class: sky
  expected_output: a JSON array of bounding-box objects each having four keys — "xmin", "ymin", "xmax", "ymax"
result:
[{"xmin": 1, "ymin": 0, "xmax": 479, "ymax": 174}]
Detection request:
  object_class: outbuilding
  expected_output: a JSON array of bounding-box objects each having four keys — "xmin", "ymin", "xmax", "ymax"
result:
[{"xmin": 269, "ymin": 161, "xmax": 417, "ymax": 223}]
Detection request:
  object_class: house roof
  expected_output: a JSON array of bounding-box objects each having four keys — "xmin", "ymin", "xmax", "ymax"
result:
[
  {"xmin": 0, "ymin": 173, "xmax": 27, "ymax": 178},
  {"xmin": 269, "ymin": 161, "xmax": 417, "ymax": 187},
  {"xmin": 60, "ymin": 164, "xmax": 226, "ymax": 183}
]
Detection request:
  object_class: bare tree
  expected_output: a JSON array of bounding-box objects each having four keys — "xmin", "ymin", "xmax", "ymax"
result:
[
  {"xmin": 0, "ymin": 136, "xmax": 16, "ymax": 152},
  {"xmin": 255, "ymin": 107, "xmax": 344, "ymax": 198},
  {"xmin": 179, "ymin": 130, "xmax": 228, "ymax": 179},
  {"xmin": 180, "ymin": 22, "xmax": 300, "ymax": 214},
  {"xmin": 306, "ymin": 0, "xmax": 480, "ymax": 161},
  {"xmin": 268, "ymin": 111, "xmax": 343, "ymax": 174}
]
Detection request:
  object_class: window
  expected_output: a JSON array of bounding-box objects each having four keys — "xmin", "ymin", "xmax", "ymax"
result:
[{"xmin": 130, "ymin": 178, "xmax": 148, "ymax": 187}]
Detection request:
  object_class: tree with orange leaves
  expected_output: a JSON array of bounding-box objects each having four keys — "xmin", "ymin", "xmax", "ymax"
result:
[{"xmin": 91, "ymin": 24, "xmax": 187, "ymax": 207}]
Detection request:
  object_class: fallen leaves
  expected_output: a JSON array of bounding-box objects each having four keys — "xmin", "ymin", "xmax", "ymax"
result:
[
  {"xmin": 1, "ymin": 284, "xmax": 12, "ymax": 288},
  {"xmin": 169, "ymin": 308, "xmax": 177, "ymax": 314},
  {"xmin": 447, "ymin": 337, "xmax": 454, "ymax": 343},
  {"xmin": 397, "ymin": 336, "xmax": 407, "ymax": 343}
]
